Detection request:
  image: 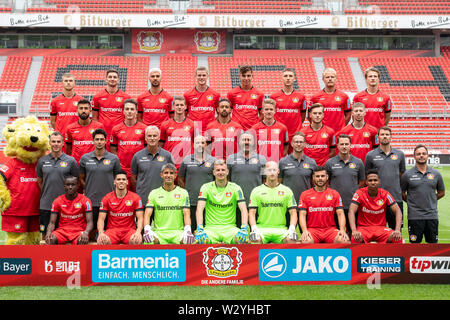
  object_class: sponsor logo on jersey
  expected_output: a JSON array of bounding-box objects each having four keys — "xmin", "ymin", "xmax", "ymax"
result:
[
  {"xmin": 363, "ymin": 132, "xmax": 370, "ymax": 138},
  {"xmin": 391, "ymin": 154, "xmax": 398, "ymax": 160},
  {"xmin": 376, "ymin": 199, "xmax": 384, "ymax": 206},
  {"xmin": 103, "ymin": 159, "xmax": 111, "ymax": 165},
  {"xmin": 377, "ymin": 97, "xmax": 383, "ymax": 102},
  {"xmin": 60, "ymin": 161, "xmax": 68, "ymax": 167},
  {"xmin": 203, "ymin": 247, "xmax": 242, "ymax": 278},
  {"xmin": 427, "ymin": 174, "xmax": 435, "ymax": 180},
  {"xmin": 74, "ymin": 203, "xmax": 82, "ymax": 209},
  {"xmin": 326, "ymin": 194, "xmax": 333, "ymax": 201},
  {"xmin": 335, "ymin": 96, "xmax": 341, "ymax": 101},
  {"xmin": 303, "ymin": 163, "xmax": 310, "ymax": 169},
  {"xmin": 125, "ymin": 200, "xmax": 133, "ymax": 206},
  {"xmin": 349, "ymin": 163, "xmax": 356, "ymax": 169},
  {"xmin": 157, "ymin": 156, "xmax": 165, "ymax": 162},
  {"xmin": 278, "ymin": 191, "xmax": 285, "ymax": 196},
  {"xmin": 321, "ymin": 133, "xmax": 328, "ymax": 138}
]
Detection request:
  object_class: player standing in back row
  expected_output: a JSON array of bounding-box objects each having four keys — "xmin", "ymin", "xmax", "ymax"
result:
[{"xmin": 227, "ymin": 65, "xmax": 265, "ymax": 131}]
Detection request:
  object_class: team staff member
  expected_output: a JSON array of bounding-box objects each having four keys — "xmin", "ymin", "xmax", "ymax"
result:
[
  {"xmin": 159, "ymin": 96, "xmax": 196, "ymax": 168},
  {"xmin": 204, "ymin": 98, "xmax": 243, "ymax": 159},
  {"xmin": 37, "ymin": 132, "xmax": 78, "ymax": 235},
  {"xmin": 110, "ymin": 98, "xmax": 146, "ymax": 189},
  {"xmin": 279, "ymin": 132, "xmax": 317, "ymax": 208},
  {"xmin": 178, "ymin": 135, "xmax": 216, "ymax": 230},
  {"xmin": 227, "ymin": 131, "xmax": 267, "ymax": 213},
  {"xmin": 250, "ymin": 98, "xmax": 289, "ymax": 162},
  {"xmin": 348, "ymin": 169, "xmax": 403, "ymax": 244},
  {"xmin": 143, "ymin": 164, "xmax": 194, "ymax": 245},
  {"xmin": 248, "ymin": 161, "xmax": 298, "ymax": 244},
  {"xmin": 325, "ymin": 134, "xmax": 365, "ymax": 234},
  {"xmin": 365, "ymin": 126, "xmax": 405, "ymax": 229},
  {"xmin": 336, "ymin": 102, "xmax": 379, "ymax": 164},
  {"xmin": 184, "ymin": 66, "xmax": 221, "ymax": 133},
  {"xmin": 227, "ymin": 65, "xmax": 264, "ymax": 131},
  {"xmin": 353, "ymin": 67, "xmax": 391, "ymax": 130},
  {"xmin": 401, "ymin": 144, "xmax": 445, "ymax": 243},
  {"xmin": 45, "ymin": 176, "xmax": 93, "ymax": 245},
  {"xmin": 97, "ymin": 171, "xmax": 144, "ymax": 245},
  {"xmin": 131, "ymin": 126, "xmax": 175, "ymax": 205},
  {"xmin": 299, "ymin": 167, "xmax": 349, "ymax": 244},
  {"xmin": 79, "ymin": 128, "xmax": 121, "ymax": 240},
  {"xmin": 137, "ymin": 68, "xmax": 173, "ymax": 128},
  {"xmin": 300, "ymin": 103, "xmax": 336, "ymax": 166},
  {"xmin": 310, "ymin": 68, "xmax": 351, "ymax": 133},
  {"xmin": 195, "ymin": 160, "xmax": 249, "ymax": 244},
  {"xmin": 92, "ymin": 69, "xmax": 131, "ymax": 145},
  {"xmin": 270, "ymin": 68, "xmax": 307, "ymax": 142},
  {"xmin": 50, "ymin": 72, "xmax": 83, "ymax": 147},
  {"xmin": 65, "ymin": 99, "xmax": 105, "ymax": 163}
]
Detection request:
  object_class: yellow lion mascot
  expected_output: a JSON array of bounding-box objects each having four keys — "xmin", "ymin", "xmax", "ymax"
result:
[{"xmin": 0, "ymin": 116, "xmax": 50, "ymax": 245}]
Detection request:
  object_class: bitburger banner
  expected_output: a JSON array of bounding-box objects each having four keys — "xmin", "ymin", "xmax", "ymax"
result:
[{"xmin": 131, "ymin": 29, "xmax": 226, "ymax": 54}]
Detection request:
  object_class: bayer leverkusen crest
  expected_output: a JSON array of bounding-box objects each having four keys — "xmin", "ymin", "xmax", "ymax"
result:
[
  {"xmin": 194, "ymin": 31, "xmax": 220, "ymax": 52},
  {"xmin": 137, "ymin": 31, "xmax": 163, "ymax": 52},
  {"xmin": 203, "ymin": 247, "xmax": 242, "ymax": 278}
]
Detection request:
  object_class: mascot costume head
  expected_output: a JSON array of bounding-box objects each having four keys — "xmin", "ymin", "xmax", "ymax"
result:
[{"xmin": 0, "ymin": 116, "xmax": 50, "ymax": 245}]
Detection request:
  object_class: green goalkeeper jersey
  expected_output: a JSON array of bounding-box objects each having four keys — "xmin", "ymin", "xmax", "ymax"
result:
[
  {"xmin": 198, "ymin": 181, "xmax": 245, "ymax": 226},
  {"xmin": 146, "ymin": 186, "xmax": 190, "ymax": 231},
  {"xmin": 249, "ymin": 183, "xmax": 297, "ymax": 228}
]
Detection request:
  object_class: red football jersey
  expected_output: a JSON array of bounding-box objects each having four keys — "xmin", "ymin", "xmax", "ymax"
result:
[
  {"xmin": 336, "ymin": 123, "xmax": 379, "ymax": 163},
  {"xmin": 271, "ymin": 89, "xmax": 307, "ymax": 138},
  {"xmin": 184, "ymin": 87, "xmax": 220, "ymax": 133},
  {"xmin": 250, "ymin": 121, "xmax": 289, "ymax": 162},
  {"xmin": 100, "ymin": 191, "xmax": 143, "ymax": 230},
  {"xmin": 137, "ymin": 89, "xmax": 173, "ymax": 127},
  {"xmin": 50, "ymin": 93, "xmax": 84, "ymax": 136},
  {"xmin": 227, "ymin": 86, "xmax": 264, "ymax": 131},
  {"xmin": 110, "ymin": 121, "xmax": 147, "ymax": 172},
  {"xmin": 160, "ymin": 118, "xmax": 195, "ymax": 167},
  {"xmin": 310, "ymin": 89, "xmax": 351, "ymax": 133},
  {"xmin": 205, "ymin": 119, "xmax": 243, "ymax": 160},
  {"xmin": 299, "ymin": 187, "xmax": 343, "ymax": 228},
  {"xmin": 0, "ymin": 158, "xmax": 40, "ymax": 217},
  {"xmin": 300, "ymin": 124, "xmax": 336, "ymax": 166},
  {"xmin": 65, "ymin": 120, "xmax": 105, "ymax": 163},
  {"xmin": 92, "ymin": 89, "xmax": 131, "ymax": 136},
  {"xmin": 352, "ymin": 90, "xmax": 391, "ymax": 129},
  {"xmin": 51, "ymin": 193, "xmax": 92, "ymax": 231},
  {"xmin": 351, "ymin": 187, "xmax": 396, "ymax": 227}
]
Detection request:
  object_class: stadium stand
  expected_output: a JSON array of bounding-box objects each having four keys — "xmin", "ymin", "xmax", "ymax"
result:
[
  {"xmin": 323, "ymin": 57, "xmax": 358, "ymax": 92},
  {"xmin": 346, "ymin": 0, "xmax": 450, "ymax": 14},
  {"xmin": 159, "ymin": 54, "xmax": 198, "ymax": 96},
  {"xmin": 0, "ymin": 56, "xmax": 32, "ymax": 92}
]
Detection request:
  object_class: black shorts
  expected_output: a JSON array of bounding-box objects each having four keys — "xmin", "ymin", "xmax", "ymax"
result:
[
  {"xmin": 408, "ymin": 219, "xmax": 439, "ymax": 243},
  {"xmin": 40, "ymin": 209, "xmax": 59, "ymax": 235},
  {"xmin": 386, "ymin": 201, "xmax": 404, "ymax": 230}
]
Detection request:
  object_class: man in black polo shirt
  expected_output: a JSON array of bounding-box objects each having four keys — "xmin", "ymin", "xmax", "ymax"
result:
[
  {"xmin": 37, "ymin": 131, "xmax": 78, "ymax": 236},
  {"xmin": 79, "ymin": 128, "xmax": 121, "ymax": 240},
  {"xmin": 365, "ymin": 126, "xmax": 406, "ymax": 229},
  {"xmin": 401, "ymin": 144, "xmax": 445, "ymax": 243},
  {"xmin": 178, "ymin": 135, "xmax": 216, "ymax": 230},
  {"xmin": 325, "ymin": 134, "xmax": 365, "ymax": 234}
]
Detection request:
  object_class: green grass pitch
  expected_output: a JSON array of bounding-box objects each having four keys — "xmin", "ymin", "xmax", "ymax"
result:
[{"xmin": 0, "ymin": 166, "xmax": 449, "ymax": 300}]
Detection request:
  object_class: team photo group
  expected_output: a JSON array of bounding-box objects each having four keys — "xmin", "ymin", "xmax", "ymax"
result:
[{"xmin": 1, "ymin": 64, "xmax": 445, "ymax": 247}]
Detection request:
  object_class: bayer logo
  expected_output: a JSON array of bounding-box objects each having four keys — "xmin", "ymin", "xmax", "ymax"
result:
[
  {"xmin": 211, "ymin": 254, "xmax": 233, "ymax": 272},
  {"xmin": 261, "ymin": 252, "xmax": 287, "ymax": 278}
]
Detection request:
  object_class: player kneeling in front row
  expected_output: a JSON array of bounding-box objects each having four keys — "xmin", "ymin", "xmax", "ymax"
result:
[
  {"xmin": 97, "ymin": 171, "xmax": 144, "ymax": 245},
  {"xmin": 195, "ymin": 160, "xmax": 249, "ymax": 244},
  {"xmin": 348, "ymin": 169, "xmax": 402, "ymax": 244},
  {"xmin": 143, "ymin": 164, "xmax": 194, "ymax": 244},
  {"xmin": 299, "ymin": 167, "xmax": 349, "ymax": 244},
  {"xmin": 248, "ymin": 161, "xmax": 298, "ymax": 243},
  {"xmin": 46, "ymin": 176, "xmax": 93, "ymax": 245}
]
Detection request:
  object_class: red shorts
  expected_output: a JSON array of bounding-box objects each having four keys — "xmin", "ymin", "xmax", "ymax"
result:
[
  {"xmin": 308, "ymin": 227, "xmax": 340, "ymax": 243},
  {"xmin": 104, "ymin": 228, "xmax": 136, "ymax": 244},
  {"xmin": 52, "ymin": 228, "xmax": 84, "ymax": 245},
  {"xmin": 352, "ymin": 226, "xmax": 402, "ymax": 244},
  {"xmin": 1, "ymin": 215, "xmax": 40, "ymax": 233}
]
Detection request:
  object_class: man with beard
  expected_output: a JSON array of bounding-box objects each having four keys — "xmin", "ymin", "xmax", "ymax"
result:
[
  {"xmin": 137, "ymin": 68, "xmax": 173, "ymax": 128},
  {"xmin": 65, "ymin": 99, "xmax": 105, "ymax": 163},
  {"xmin": 365, "ymin": 126, "xmax": 405, "ymax": 230},
  {"xmin": 204, "ymin": 98, "xmax": 243, "ymax": 160},
  {"xmin": 401, "ymin": 145, "xmax": 445, "ymax": 243},
  {"xmin": 299, "ymin": 167, "xmax": 349, "ymax": 244}
]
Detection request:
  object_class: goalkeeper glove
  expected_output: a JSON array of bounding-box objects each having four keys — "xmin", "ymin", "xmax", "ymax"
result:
[
  {"xmin": 249, "ymin": 225, "xmax": 264, "ymax": 242},
  {"xmin": 235, "ymin": 225, "xmax": 249, "ymax": 243},
  {"xmin": 288, "ymin": 225, "xmax": 298, "ymax": 241},
  {"xmin": 182, "ymin": 225, "xmax": 195, "ymax": 244},
  {"xmin": 194, "ymin": 224, "xmax": 209, "ymax": 244},
  {"xmin": 143, "ymin": 225, "xmax": 156, "ymax": 244}
]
